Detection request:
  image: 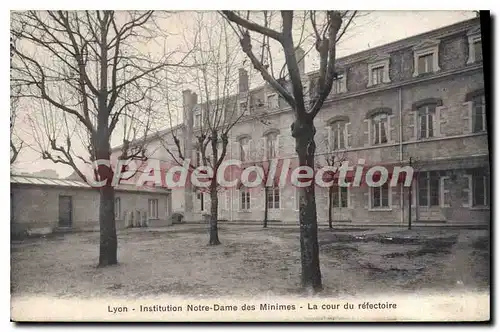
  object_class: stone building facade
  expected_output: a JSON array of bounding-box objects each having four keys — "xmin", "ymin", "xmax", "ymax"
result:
[
  {"xmin": 113, "ymin": 17, "xmax": 489, "ymax": 227},
  {"xmin": 11, "ymin": 175, "xmax": 172, "ymax": 235}
]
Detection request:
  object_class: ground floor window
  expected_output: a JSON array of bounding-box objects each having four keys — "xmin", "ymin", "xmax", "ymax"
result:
[
  {"xmin": 471, "ymin": 171, "xmax": 490, "ymax": 207},
  {"xmin": 332, "ymin": 186, "xmax": 348, "ymax": 208},
  {"xmin": 114, "ymin": 197, "xmax": 121, "ymax": 219},
  {"xmin": 197, "ymin": 192, "xmax": 204, "ymax": 212},
  {"xmin": 371, "ymin": 183, "xmax": 389, "ymax": 208},
  {"xmin": 267, "ymin": 186, "xmax": 280, "ymax": 209},
  {"xmin": 148, "ymin": 199, "xmax": 158, "ymax": 219},
  {"xmin": 240, "ymin": 188, "xmax": 251, "ymax": 210},
  {"xmin": 418, "ymin": 171, "xmax": 440, "ymax": 207}
]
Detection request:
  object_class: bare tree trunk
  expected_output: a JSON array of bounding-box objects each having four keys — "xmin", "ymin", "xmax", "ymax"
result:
[
  {"xmin": 209, "ymin": 180, "xmax": 221, "ymax": 245},
  {"xmin": 98, "ymin": 185, "xmax": 117, "ymax": 266},
  {"xmin": 293, "ymin": 118, "xmax": 322, "ymax": 293},
  {"xmin": 408, "ymin": 184, "xmax": 412, "ymax": 230},
  {"xmin": 328, "ymin": 186, "xmax": 333, "ymax": 229},
  {"xmin": 263, "ymin": 186, "xmax": 269, "ymax": 228}
]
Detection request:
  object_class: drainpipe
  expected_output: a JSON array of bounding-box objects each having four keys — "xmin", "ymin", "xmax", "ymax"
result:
[{"xmin": 398, "ymin": 87, "xmax": 404, "ymax": 226}]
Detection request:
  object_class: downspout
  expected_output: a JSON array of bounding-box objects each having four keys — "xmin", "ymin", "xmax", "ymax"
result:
[{"xmin": 399, "ymin": 87, "xmax": 404, "ymax": 226}]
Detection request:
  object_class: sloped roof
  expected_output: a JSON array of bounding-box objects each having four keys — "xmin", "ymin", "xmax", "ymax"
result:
[{"xmin": 10, "ymin": 174, "xmax": 170, "ymax": 194}]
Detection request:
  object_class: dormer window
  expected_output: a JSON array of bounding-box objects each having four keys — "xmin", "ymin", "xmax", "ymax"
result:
[
  {"xmin": 331, "ymin": 72, "xmax": 347, "ymax": 94},
  {"xmin": 239, "ymin": 100, "xmax": 248, "ymax": 116},
  {"xmin": 194, "ymin": 111, "xmax": 201, "ymax": 128},
  {"xmin": 417, "ymin": 53, "xmax": 434, "ymax": 74},
  {"xmin": 467, "ymin": 29, "xmax": 482, "ymax": 64},
  {"xmin": 367, "ymin": 58, "xmax": 390, "ymax": 87},
  {"xmin": 267, "ymin": 93, "xmax": 278, "ymax": 110},
  {"xmin": 412, "ymin": 40, "xmax": 440, "ymax": 77}
]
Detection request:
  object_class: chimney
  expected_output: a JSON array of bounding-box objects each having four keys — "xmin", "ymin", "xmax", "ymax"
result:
[
  {"xmin": 238, "ymin": 68, "xmax": 249, "ymax": 93},
  {"xmin": 295, "ymin": 47, "xmax": 305, "ymax": 76}
]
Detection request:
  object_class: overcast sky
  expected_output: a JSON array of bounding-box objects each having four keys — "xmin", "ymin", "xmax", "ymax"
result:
[{"xmin": 11, "ymin": 10, "xmax": 476, "ymax": 178}]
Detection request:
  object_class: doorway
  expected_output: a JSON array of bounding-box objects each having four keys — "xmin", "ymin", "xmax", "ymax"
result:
[{"xmin": 58, "ymin": 195, "xmax": 73, "ymax": 227}]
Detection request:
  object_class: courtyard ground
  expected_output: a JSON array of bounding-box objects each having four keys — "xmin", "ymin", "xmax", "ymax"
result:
[{"xmin": 11, "ymin": 224, "xmax": 490, "ymax": 299}]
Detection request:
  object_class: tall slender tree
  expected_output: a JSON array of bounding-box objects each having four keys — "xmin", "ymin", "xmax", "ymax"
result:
[
  {"xmin": 11, "ymin": 10, "xmax": 189, "ymax": 266},
  {"xmin": 221, "ymin": 10, "xmax": 357, "ymax": 292}
]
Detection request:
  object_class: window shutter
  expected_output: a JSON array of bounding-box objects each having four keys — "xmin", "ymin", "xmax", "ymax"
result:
[
  {"xmin": 341, "ymin": 74, "xmax": 347, "ymax": 93},
  {"xmin": 436, "ymin": 106, "xmax": 447, "ymax": 137},
  {"xmin": 364, "ymin": 190, "xmax": 370, "ymax": 209},
  {"xmin": 462, "ymin": 102, "xmax": 473, "ymax": 134},
  {"xmin": 387, "ymin": 115, "xmax": 396, "ymax": 143},
  {"xmin": 327, "ymin": 126, "xmax": 333, "ymax": 152},
  {"xmin": 275, "ymin": 134, "xmax": 282, "ymax": 158},
  {"xmin": 231, "ymin": 140, "xmax": 239, "ymax": 160},
  {"xmin": 440, "ymin": 176, "xmax": 451, "ymax": 207},
  {"xmin": 348, "ymin": 188, "xmax": 355, "ymax": 209},
  {"xmin": 260, "ymin": 137, "xmax": 267, "ymax": 161},
  {"xmin": 248, "ymin": 139, "xmax": 255, "ymax": 161},
  {"xmin": 323, "ymin": 187, "xmax": 330, "ymax": 210},
  {"xmin": 260, "ymin": 187, "xmax": 265, "ymax": 211},
  {"xmin": 279, "ymin": 187, "xmax": 283, "ymax": 210},
  {"xmin": 363, "ymin": 119, "xmax": 371, "ymax": 147},
  {"xmin": 391, "ymin": 184, "xmax": 399, "ymax": 208},
  {"xmin": 462, "ymin": 175, "xmax": 472, "ymax": 207},
  {"xmin": 293, "ymin": 187, "xmax": 298, "ymax": 211},
  {"xmin": 345, "ymin": 122, "xmax": 352, "ymax": 148},
  {"xmin": 407, "ymin": 111, "xmax": 418, "ymax": 140}
]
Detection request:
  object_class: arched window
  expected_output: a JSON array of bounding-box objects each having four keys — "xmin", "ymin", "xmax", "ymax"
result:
[
  {"xmin": 363, "ymin": 108, "xmax": 393, "ymax": 146},
  {"xmin": 238, "ymin": 136, "xmax": 250, "ymax": 162},
  {"xmin": 327, "ymin": 116, "xmax": 351, "ymax": 151},
  {"xmin": 372, "ymin": 113, "xmax": 388, "ymax": 145},
  {"xmin": 264, "ymin": 131, "xmax": 279, "ymax": 159}
]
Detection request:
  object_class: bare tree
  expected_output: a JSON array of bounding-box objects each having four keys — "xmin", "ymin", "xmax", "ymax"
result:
[
  {"xmin": 160, "ymin": 13, "xmax": 249, "ymax": 245},
  {"xmin": 10, "ymin": 35, "xmax": 23, "ymax": 165},
  {"xmin": 11, "ymin": 10, "xmax": 189, "ymax": 266},
  {"xmin": 221, "ymin": 10, "xmax": 357, "ymax": 293}
]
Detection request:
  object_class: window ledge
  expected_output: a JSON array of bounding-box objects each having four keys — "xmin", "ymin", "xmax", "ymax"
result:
[
  {"xmin": 148, "ymin": 217, "xmax": 159, "ymax": 220},
  {"xmin": 469, "ymin": 206, "xmax": 490, "ymax": 211},
  {"xmin": 368, "ymin": 208, "xmax": 392, "ymax": 212},
  {"xmin": 238, "ymin": 210, "xmax": 251, "ymax": 213}
]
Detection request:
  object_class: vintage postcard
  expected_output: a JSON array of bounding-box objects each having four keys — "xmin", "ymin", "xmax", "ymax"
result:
[{"xmin": 10, "ymin": 9, "xmax": 490, "ymax": 322}]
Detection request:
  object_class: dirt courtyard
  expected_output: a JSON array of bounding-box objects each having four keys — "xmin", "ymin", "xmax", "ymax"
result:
[{"xmin": 11, "ymin": 224, "xmax": 490, "ymax": 299}]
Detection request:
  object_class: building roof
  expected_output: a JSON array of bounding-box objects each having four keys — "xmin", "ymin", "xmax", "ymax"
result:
[{"xmin": 10, "ymin": 174, "xmax": 170, "ymax": 194}]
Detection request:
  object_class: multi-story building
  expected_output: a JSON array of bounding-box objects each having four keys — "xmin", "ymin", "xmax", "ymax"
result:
[{"xmin": 112, "ymin": 17, "xmax": 489, "ymax": 227}]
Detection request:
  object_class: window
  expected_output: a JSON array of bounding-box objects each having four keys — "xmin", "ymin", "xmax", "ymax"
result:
[
  {"xmin": 474, "ymin": 40, "xmax": 483, "ymax": 62},
  {"xmin": 267, "ymin": 186, "xmax": 280, "ymax": 209},
  {"xmin": 148, "ymin": 199, "xmax": 158, "ymax": 219},
  {"xmin": 329, "ymin": 121, "xmax": 347, "ymax": 150},
  {"xmin": 240, "ymin": 188, "xmax": 251, "ymax": 210},
  {"xmin": 194, "ymin": 112, "xmax": 201, "ymax": 128},
  {"xmin": 267, "ymin": 93, "xmax": 278, "ymax": 110},
  {"xmin": 417, "ymin": 53, "xmax": 434, "ymax": 74},
  {"xmin": 114, "ymin": 197, "xmax": 121, "ymax": 219},
  {"xmin": 367, "ymin": 59, "xmax": 390, "ymax": 87},
  {"xmin": 332, "ymin": 186, "xmax": 348, "ymax": 208},
  {"xmin": 239, "ymin": 100, "xmax": 248, "ymax": 116},
  {"xmin": 266, "ymin": 132, "xmax": 278, "ymax": 159},
  {"xmin": 197, "ymin": 192, "xmax": 205, "ymax": 212},
  {"xmin": 472, "ymin": 173, "xmax": 489, "ymax": 207},
  {"xmin": 371, "ymin": 66, "xmax": 384, "ymax": 85},
  {"xmin": 371, "ymin": 183, "xmax": 389, "ymax": 208},
  {"xmin": 417, "ymin": 105, "xmax": 436, "ymax": 139},
  {"xmin": 239, "ymin": 137, "xmax": 250, "ymax": 162},
  {"xmin": 372, "ymin": 113, "xmax": 388, "ymax": 145},
  {"xmin": 472, "ymin": 95, "xmax": 486, "ymax": 132},
  {"xmin": 412, "ymin": 42, "xmax": 440, "ymax": 77},
  {"xmin": 331, "ymin": 72, "xmax": 347, "ymax": 94},
  {"xmin": 418, "ymin": 171, "xmax": 440, "ymax": 207},
  {"xmin": 467, "ymin": 32, "xmax": 482, "ymax": 64}
]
